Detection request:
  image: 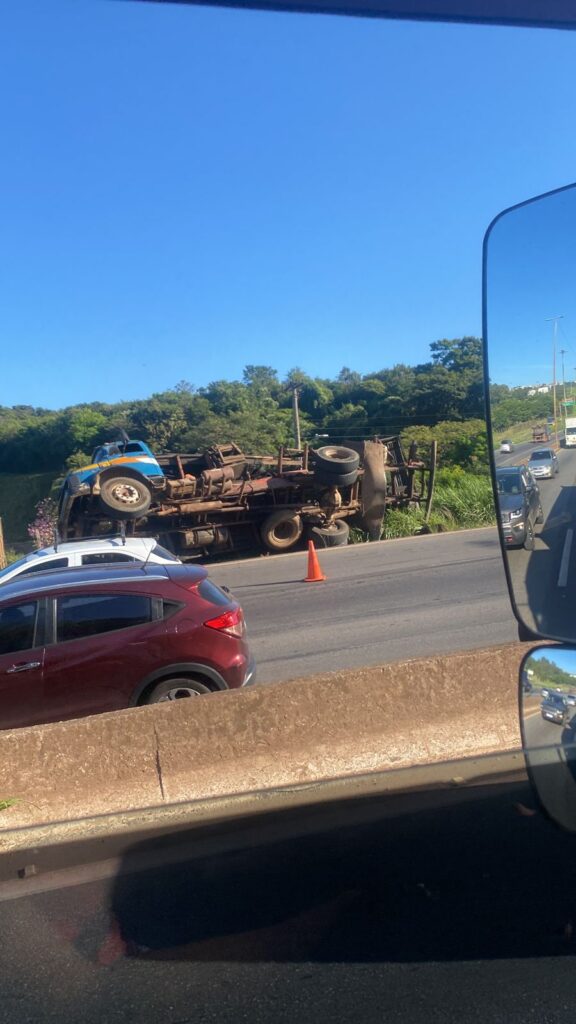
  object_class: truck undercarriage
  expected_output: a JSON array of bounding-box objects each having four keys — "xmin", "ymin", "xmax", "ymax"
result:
[{"xmin": 58, "ymin": 437, "xmax": 435, "ymax": 561}]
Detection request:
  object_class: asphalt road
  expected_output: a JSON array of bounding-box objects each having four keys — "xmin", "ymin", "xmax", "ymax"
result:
[
  {"xmin": 495, "ymin": 445, "xmax": 576, "ymax": 641},
  {"xmin": 2, "ymin": 769, "xmax": 576, "ymax": 1023},
  {"xmin": 209, "ymin": 528, "xmax": 518, "ymax": 683}
]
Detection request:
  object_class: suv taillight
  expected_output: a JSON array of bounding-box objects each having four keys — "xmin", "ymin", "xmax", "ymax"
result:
[{"xmin": 204, "ymin": 607, "xmax": 245, "ymax": 638}]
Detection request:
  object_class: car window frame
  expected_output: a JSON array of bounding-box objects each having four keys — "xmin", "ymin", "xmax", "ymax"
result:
[{"xmin": 0, "ymin": 598, "xmax": 46, "ymax": 656}]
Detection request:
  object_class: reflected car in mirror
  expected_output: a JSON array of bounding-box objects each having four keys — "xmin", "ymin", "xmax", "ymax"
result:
[
  {"xmin": 495, "ymin": 465, "xmax": 543, "ymax": 550},
  {"xmin": 540, "ymin": 692, "xmax": 569, "ymax": 726}
]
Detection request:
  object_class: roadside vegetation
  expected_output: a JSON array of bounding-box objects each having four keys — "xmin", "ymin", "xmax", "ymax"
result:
[
  {"xmin": 0, "ymin": 473, "xmax": 56, "ymax": 545},
  {"xmin": 525, "ymin": 655, "xmax": 574, "ymax": 694}
]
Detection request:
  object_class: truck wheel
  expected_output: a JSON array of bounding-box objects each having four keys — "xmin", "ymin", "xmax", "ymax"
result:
[
  {"xmin": 309, "ymin": 520, "xmax": 350, "ymax": 548},
  {"xmin": 143, "ymin": 677, "xmax": 212, "ymax": 703},
  {"xmin": 313, "ymin": 467, "xmax": 359, "ymax": 488},
  {"xmin": 261, "ymin": 510, "xmax": 304, "ymax": 552},
  {"xmin": 98, "ymin": 476, "xmax": 152, "ymax": 519},
  {"xmin": 313, "ymin": 445, "xmax": 360, "ymax": 474}
]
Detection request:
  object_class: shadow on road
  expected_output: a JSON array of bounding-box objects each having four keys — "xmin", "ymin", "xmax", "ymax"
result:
[{"xmin": 86, "ymin": 782, "xmax": 576, "ymax": 966}]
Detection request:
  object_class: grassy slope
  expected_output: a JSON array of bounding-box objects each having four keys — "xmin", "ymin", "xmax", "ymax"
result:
[
  {"xmin": 493, "ymin": 420, "xmax": 552, "ymax": 445},
  {"xmin": 0, "ymin": 473, "xmax": 56, "ymax": 542}
]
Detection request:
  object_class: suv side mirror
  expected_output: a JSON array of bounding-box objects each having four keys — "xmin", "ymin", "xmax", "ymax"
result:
[{"xmin": 520, "ymin": 645, "xmax": 576, "ymax": 833}]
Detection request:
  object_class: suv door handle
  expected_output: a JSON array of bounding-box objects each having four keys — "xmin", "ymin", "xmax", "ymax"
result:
[{"xmin": 6, "ymin": 662, "xmax": 41, "ymax": 674}]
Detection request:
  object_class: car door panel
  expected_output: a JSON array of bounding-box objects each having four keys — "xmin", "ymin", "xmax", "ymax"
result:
[
  {"xmin": 41, "ymin": 593, "xmax": 161, "ymax": 723},
  {"xmin": 0, "ymin": 600, "xmax": 45, "ymax": 730}
]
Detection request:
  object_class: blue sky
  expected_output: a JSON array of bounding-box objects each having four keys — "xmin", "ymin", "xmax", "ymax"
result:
[
  {"xmin": 529, "ymin": 648, "xmax": 576, "ymax": 676},
  {"xmin": 486, "ymin": 183, "xmax": 576, "ymax": 390},
  {"xmin": 3, "ymin": 1, "xmax": 576, "ymax": 408}
]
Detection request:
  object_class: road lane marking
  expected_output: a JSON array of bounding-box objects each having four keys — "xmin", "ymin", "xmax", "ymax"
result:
[{"xmin": 557, "ymin": 528, "xmax": 573, "ymax": 588}]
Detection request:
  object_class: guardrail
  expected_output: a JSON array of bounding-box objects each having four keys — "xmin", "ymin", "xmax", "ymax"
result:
[{"xmin": 0, "ymin": 642, "xmax": 533, "ymax": 837}]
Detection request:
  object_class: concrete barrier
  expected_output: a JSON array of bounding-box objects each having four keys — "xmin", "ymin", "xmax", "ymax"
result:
[{"xmin": 0, "ymin": 642, "xmax": 531, "ymax": 831}]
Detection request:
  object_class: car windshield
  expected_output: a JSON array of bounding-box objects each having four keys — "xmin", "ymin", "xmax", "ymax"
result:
[
  {"xmin": 3, "ymin": 4, "xmax": 576, "ymax": 1018},
  {"xmin": 152, "ymin": 543, "xmax": 179, "ymax": 562},
  {"xmin": 530, "ymin": 450, "xmax": 552, "ymax": 461}
]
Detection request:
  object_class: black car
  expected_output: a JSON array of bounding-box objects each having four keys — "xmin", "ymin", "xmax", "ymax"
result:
[
  {"xmin": 540, "ymin": 693, "xmax": 569, "ymax": 726},
  {"xmin": 495, "ymin": 466, "xmax": 543, "ymax": 550}
]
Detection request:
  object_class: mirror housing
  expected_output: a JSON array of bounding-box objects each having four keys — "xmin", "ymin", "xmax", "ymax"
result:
[
  {"xmin": 520, "ymin": 645, "xmax": 576, "ymax": 833},
  {"xmin": 484, "ymin": 182, "xmax": 576, "ymax": 644}
]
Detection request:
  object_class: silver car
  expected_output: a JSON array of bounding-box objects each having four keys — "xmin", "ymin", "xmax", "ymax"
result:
[{"xmin": 527, "ymin": 448, "xmax": 559, "ymax": 479}]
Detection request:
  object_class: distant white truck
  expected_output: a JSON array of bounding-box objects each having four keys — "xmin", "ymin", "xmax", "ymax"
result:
[{"xmin": 564, "ymin": 417, "xmax": 576, "ymax": 447}]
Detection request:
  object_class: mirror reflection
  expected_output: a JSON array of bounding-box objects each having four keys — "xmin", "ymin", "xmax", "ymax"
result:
[
  {"xmin": 486, "ymin": 183, "xmax": 576, "ymax": 642},
  {"xmin": 521, "ymin": 645, "xmax": 576, "ymax": 832}
]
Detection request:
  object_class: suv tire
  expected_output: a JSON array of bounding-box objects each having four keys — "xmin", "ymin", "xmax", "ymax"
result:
[
  {"xmin": 144, "ymin": 677, "xmax": 212, "ymax": 702},
  {"xmin": 523, "ymin": 520, "xmax": 535, "ymax": 551}
]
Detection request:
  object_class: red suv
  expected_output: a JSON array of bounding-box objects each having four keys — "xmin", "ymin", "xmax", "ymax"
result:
[{"xmin": 0, "ymin": 563, "xmax": 255, "ymax": 730}]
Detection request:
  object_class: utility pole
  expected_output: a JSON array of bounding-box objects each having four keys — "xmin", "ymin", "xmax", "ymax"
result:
[
  {"xmin": 546, "ymin": 315, "xmax": 564, "ymax": 446},
  {"xmin": 289, "ymin": 384, "xmax": 301, "ymax": 449},
  {"xmin": 561, "ymin": 348, "xmax": 567, "ymax": 407}
]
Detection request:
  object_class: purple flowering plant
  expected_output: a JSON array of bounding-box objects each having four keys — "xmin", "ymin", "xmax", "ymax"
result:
[{"xmin": 28, "ymin": 498, "xmax": 58, "ymax": 550}]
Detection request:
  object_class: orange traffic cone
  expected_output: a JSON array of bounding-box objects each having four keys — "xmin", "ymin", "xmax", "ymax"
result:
[{"xmin": 304, "ymin": 540, "xmax": 327, "ymax": 582}]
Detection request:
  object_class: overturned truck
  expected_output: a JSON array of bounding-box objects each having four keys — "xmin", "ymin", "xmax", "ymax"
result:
[{"xmin": 57, "ymin": 436, "xmax": 435, "ymax": 560}]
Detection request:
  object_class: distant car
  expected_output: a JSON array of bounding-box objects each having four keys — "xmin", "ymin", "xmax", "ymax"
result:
[
  {"xmin": 527, "ymin": 448, "xmax": 559, "ymax": 479},
  {"xmin": 540, "ymin": 693, "xmax": 569, "ymax": 726},
  {"xmin": 522, "ymin": 676, "xmax": 533, "ymax": 694},
  {"xmin": 0, "ymin": 537, "xmax": 180, "ymax": 587},
  {"xmin": 566, "ymin": 694, "xmax": 576, "ymax": 707},
  {"xmin": 499, "ymin": 440, "xmax": 513, "ymax": 453},
  {"xmin": 0, "ymin": 563, "xmax": 255, "ymax": 730},
  {"xmin": 495, "ymin": 466, "xmax": 543, "ymax": 550}
]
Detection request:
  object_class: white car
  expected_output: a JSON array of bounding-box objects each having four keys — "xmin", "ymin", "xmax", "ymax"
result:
[
  {"xmin": 0, "ymin": 537, "xmax": 181, "ymax": 586},
  {"xmin": 499, "ymin": 440, "xmax": 513, "ymax": 453}
]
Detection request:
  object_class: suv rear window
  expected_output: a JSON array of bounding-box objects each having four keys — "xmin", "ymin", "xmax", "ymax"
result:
[
  {"xmin": 152, "ymin": 543, "xmax": 179, "ymax": 562},
  {"xmin": 56, "ymin": 594, "xmax": 152, "ymax": 642},
  {"xmin": 198, "ymin": 579, "xmax": 232, "ymax": 607}
]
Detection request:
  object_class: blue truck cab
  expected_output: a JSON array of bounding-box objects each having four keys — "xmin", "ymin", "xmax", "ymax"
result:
[{"xmin": 59, "ymin": 438, "xmax": 166, "ymax": 523}]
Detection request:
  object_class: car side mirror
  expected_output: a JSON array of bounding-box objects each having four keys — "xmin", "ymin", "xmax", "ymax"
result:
[
  {"xmin": 520, "ymin": 645, "xmax": 576, "ymax": 832},
  {"xmin": 484, "ymin": 182, "xmax": 576, "ymax": 644}
]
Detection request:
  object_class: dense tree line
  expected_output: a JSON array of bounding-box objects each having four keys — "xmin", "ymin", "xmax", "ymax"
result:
[
  {"xmin": 527, "ymin": 655, "xmax": 574, "ymax": 691},
  {"xmin": 1, "ymin": 337, "xmax": 485, "ymax": 474},
  {"xmin": 488, "ymin": 384, "xmax": 553, "ymax": 431}
]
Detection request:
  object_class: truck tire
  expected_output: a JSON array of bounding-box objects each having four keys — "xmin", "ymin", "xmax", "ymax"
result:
[
  {"xmin": 98, "ymin": 476, "xmax": 152, "ymax": 519},
  {"xmin": 143, "ymin": 677, "xmax": 212, "ymax": 702},
  {"xmin": 313, "ymin": 466, "xmax": 359, "ymax": 488},
  {"xmin": 261, "ymin": 510, "xmax": 304, "ymax": 552},
  {"xmin": 313, "ymin": 446, "xmax": 360, "ymax": 474},
  {"xmin": 308, "ymin": 520, "xmax": 350, "ymax": 548}
]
